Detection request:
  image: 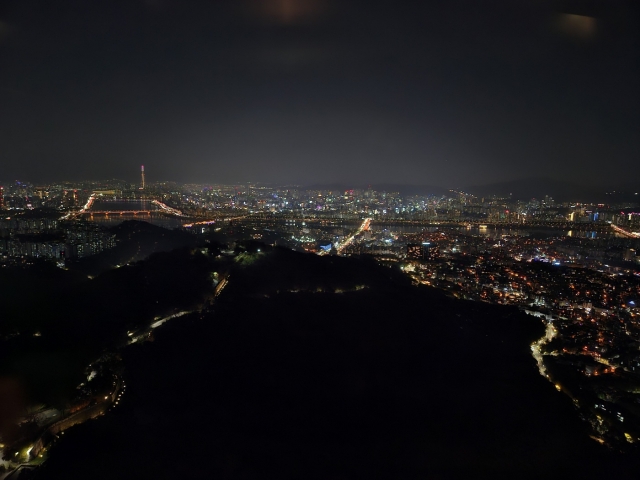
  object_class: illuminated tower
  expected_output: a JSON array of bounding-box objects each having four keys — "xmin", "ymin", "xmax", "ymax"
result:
[
  {"xmin": 0, "ymin": 186, "xmax": 4, "ymax": 209},
  {"xmin": 140, "ymin": 165, "xmax": 145, "ymax": 190}
]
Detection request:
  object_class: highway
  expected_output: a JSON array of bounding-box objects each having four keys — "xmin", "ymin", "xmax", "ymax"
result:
[
  {"xmin": 151, "ymin": 199, "xmax": 184, "ymax": 216},
  {"xmin": 60, "ymin": 193, "xmax": 97, "ymax": 220},
  {"xmin": 183, "ymin": 214, "xmax": 251, "ymax": 228},
  {"xmin": 611, "ymin": 224, "xmax": 640, "ymax": 238},
  {"xmin": 319, "ymin": 217, "xmax": 371, "ymax": 256},
  {"xmin": 61, "ymin": 195, "xmax": 186, "ymax": 220}
]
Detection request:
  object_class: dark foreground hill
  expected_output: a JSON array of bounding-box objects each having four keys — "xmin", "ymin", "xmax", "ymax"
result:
[
  {"xmin": 32, "ymin": 247, "xmax": 640, "ymax": 479},
  {"xmin": 0, "ymin": 248, "xmax": 216, "ymax": 410}
]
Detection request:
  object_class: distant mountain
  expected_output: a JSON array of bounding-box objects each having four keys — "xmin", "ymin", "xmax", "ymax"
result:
[
  {"xmin": 304, "ymin": 183, "xmax": 449, "ymax": 196},
  {"xmin": 463, "ymin": 177, "xmax": 639, "ymax": 203},
  {"xmin": 371, "ymin": 184, "xmax": 450, "ymax": 196},
  {"xmin": 302, "ymin": 180, "xmax": 640, "ymax": 202}
]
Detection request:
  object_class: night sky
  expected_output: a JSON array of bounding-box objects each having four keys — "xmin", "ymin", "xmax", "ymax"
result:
[{"xmin": 0, "ymin": 1, "xmax": 638, "ymax": 187}]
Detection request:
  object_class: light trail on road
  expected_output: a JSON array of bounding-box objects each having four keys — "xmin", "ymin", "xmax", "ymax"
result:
[
  {"xmin": 149, "ymin": 311, "xmax": 191, "ymax": 330},
  {"xmin": 318, "ymin": 217, "xmax": 371, "ymax": 256},
  {"xmin": 151, "ymin": 199, "xmax": 184, "ymax": 216},
  {"xmin": 61, "ymin": 193, "xmax": 96, "ymax": 220},
  {"xmin": 611, "ymin": 224, "xmax": 640, "ymax": 238},
  {"xmin": 336, "ymin": 217, "xmax": 371, "ymax": 255},
  {"xmin": 183, "ymin": 214, "xmax": 250, "ymax": 228}
]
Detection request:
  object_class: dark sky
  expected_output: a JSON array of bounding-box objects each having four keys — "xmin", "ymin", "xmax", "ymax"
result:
[{"xmin": 0, "ymin": 1, "xmax": 638, "ymax": 187}]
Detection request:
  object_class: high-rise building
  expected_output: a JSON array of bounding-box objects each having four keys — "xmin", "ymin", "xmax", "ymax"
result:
[
  {"xmin": 34, "ymin": 187, "xmax": 49, "ymax": 199},
  {"xmin": 407, "ymin": 244, "xmax": 424, "ymax": 260},
  {"xmin": 140, "ymin": 165, "xmax": 145, "ymax": 190},
  {"xmin": 623, "ymin": 249, "xmax": 636, "ymax": 263},
  {"xmin": 0, "ymin": 186, "xmax": 4, "ymax": 209}
]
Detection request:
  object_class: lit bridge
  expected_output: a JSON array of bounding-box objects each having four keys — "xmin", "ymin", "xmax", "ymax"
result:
[
  {"xmin": 86, "ymin": 210, "xmax": 152, "ymax": 215},
  {"xmin": 64, "ymin": 195, "xmax": 184, "ymax": 219}
]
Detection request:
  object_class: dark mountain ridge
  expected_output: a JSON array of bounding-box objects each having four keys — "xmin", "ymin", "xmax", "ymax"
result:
[{"xmin": 33, "ymin": 246, "xmax": 640, "ymax": 479}]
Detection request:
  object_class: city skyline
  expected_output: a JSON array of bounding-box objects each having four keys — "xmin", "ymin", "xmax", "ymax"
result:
[{"xmin": 3, "ymin": 169, "xmax": 638, "ymax": 204}]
